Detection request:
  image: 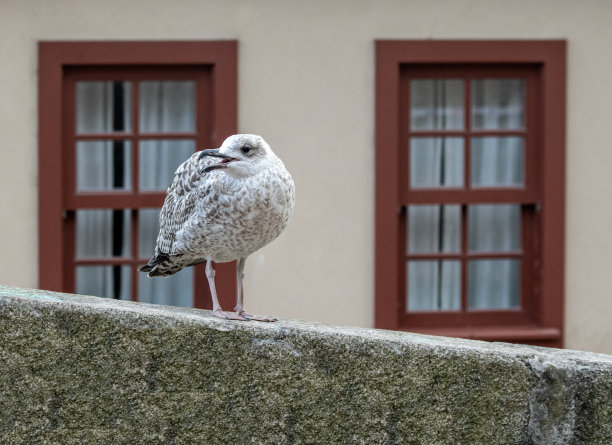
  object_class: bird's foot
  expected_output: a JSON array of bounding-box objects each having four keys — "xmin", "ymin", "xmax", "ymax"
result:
[
  {"xmin": 213, "ymin": 309, "xmax": 249, "ymax": 321},
  {"xmin": 237, "ymin": 311, "xmax": 277, "ymax": 322}
]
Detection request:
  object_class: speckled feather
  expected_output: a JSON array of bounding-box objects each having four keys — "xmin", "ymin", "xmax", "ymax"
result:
[{"xmin": 140, "ymin": 135, "xmax": 295, "ymax": 277}]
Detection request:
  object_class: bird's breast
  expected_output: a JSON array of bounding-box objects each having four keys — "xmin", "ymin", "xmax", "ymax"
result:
[{"xmin": 183, "ymin": 169, "xmax": 294, "ymax": 262}]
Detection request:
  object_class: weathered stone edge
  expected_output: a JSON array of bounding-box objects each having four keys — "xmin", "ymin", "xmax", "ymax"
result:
[{"xmin": 1, "ymin": 284, "xmax": 610, "ymax": 369}]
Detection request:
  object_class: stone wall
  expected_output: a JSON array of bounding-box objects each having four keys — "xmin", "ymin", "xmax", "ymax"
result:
[{"xmin": 1, "ymin": 285, "xmax": 611, "ymax": 444}]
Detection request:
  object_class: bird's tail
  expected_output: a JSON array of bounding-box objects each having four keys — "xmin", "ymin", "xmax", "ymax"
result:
[{"xmin": 137, "ymin": 263, "xmax": 154, "ymax": 273}]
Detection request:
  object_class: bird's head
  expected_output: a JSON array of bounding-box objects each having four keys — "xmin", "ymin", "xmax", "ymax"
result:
[{"xmin": 198, "ymin": 134, "xmax": 274, "ymax": 178}]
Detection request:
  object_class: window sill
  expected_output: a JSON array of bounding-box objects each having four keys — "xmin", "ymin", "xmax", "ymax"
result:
[{"xmin": 404, "ymin": 326, "xmax": 562, "ymax": 346}]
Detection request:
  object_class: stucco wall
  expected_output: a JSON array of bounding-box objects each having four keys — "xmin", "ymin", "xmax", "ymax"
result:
[{"xmin": 1, "ymin": 0, "xmax": 611, "ymax": 353}]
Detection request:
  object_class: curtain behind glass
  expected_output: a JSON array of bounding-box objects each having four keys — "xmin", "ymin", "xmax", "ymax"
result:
[
  {"xmin": 75, "ymin": 80, "xmax": 195, "ymax": 305},
  {"xmin": 408, "ymin": 78, "xmax": 524, "ymax": 312},
  {"xmin": 468, "ymin": 79, "xmax": 524, "ymax": 310},
  {"xmin": 467, "ymin": 205, "xmax": 520, "ymax": 309}
]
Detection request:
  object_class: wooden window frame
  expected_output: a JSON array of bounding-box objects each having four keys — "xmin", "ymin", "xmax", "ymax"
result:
[
  {"xmin": 375, "ymin": 41, "xmax": 566, "ymax": 347},
  {"xmin": 38, "ymin": 41, "xmax": 238, "ymax": 309}
]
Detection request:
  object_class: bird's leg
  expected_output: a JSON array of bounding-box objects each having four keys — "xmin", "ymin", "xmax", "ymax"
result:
[
  {"xmin": 234, "ymin": 257, "xmax": 247, "ymax": 314},
  {"xmin": 206, "ymin": 259, "xmax": 248, "ymax": 321},
  {"xmin": 234, "ymin": 257, "xmax": 277, "ymax": 322}
]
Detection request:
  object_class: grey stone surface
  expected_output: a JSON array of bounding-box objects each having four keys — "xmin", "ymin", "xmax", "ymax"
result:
[{"xmin": 0, "ymin": 285, "xmax": 611, "ymax": 444}]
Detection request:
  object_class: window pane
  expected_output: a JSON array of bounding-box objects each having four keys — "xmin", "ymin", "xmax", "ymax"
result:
[
  {"xmin": 76, "ymin": 140, "xmax": 131, "ymax": 191},
  {"xmin": 139, "ymin": 269, "xmax": 193, "ymax": 308},
  {"xmin": 76, "ymin": 265, "xmax": 131, "ymax": 301},
  {"xmin": 407, "ymin": 260, "xmax": 461, "ymax": 311},
  {"xmin": 76, "ymin": 210, "xmax": 131, "ymax": 258},
  {"xmin": 468, "ymin": 259, "xmax": 520, "ymax": 309},
  {"xmin": 471, "ymin": 79, "xmax": 525, "ymax": 130},
  {"xmin": 410, "ymin": 137, "xmax": 463, "ymax": 188},
  {"xmin": 139, "ymin": 81, "xmax": 195, "ymax": 133},
  {"xmin": 407, "ymin": 205, "xmax": 461, "ymax": 254},
  {"xmin": 468, "ymin": 205, "xmax": 520, "ymax": 253},
  {"xmin": 76, "ymin": 81, "xmax": 132, "ymax": 134},
  {"xmin": 410, "ymin": 79, "xmax": 464, "ymax": 130},
  {"xmin": 471, "ymin": 137, "xmax": 524, "ymax": 187},
  {"xmin": 139, "ymin": 140, "xmax": 195, "ymax": 191},
  {"xmin": 139, "ymin": 208, "xmax": 161, "ymax": 258}
]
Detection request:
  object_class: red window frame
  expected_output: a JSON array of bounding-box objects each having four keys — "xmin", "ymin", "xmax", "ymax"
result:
[
  {"xmin": 375, "ymin": 41, "xmax": 566, "ymax": 347},
  {"xmin": 38, "ymin": 41, "xmax": 238, "ymax": 309}
]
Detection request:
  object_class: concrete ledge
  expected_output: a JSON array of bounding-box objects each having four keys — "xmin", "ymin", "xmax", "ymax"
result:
[{"xmin": 1, "ymin": 285, "xmax": 611, "ymax": 444}]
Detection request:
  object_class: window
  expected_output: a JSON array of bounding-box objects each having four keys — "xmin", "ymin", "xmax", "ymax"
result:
[
  {"xmin": 375, "ymin": 41, "xmax": 566, "ymax": 347},
  {"xmin": 38, "ymin": 41, "xmax": 237, "ymax": 309}
]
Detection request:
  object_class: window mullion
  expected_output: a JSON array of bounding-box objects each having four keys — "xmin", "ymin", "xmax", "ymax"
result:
[
  {"xmin": 131, "ymin": 208, "xmax": 139, "ymax": 302},
  {"xmin": 460, "ymin": 204, "xmax": 468, "ymax": 313},
  {"xmin": 131, "ymin": 81, "xmax": 140, "ymax": 303},
  {"xmin": 464, "ymin": 76, "xmax": 471, "ymax": 189},
  {"xmin": 132, "ymin": 81, "xmax": 140, "ymax": 195},
  {"xmin": 461, "ymin": 76, "xmax": 470, "ymax": 314}
]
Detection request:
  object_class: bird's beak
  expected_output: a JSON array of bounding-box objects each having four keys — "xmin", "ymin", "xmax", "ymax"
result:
[
  {"xmin": 198, "ymin": 148, "xmax": 229, "ymax": 159},
  {"xmin": 198, "ymin": 149, "xmax": 237, "ymax": 174}
]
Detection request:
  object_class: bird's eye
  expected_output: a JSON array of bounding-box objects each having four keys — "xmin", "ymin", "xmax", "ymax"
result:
[{"xmin": 241, "ymin": 145, "xmax": 252, "ymax": 154}]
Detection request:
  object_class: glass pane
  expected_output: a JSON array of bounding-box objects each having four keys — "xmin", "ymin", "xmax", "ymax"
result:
[
  {"xmin": 139, "ymin": 208, "xmax": 161, "ymax": 258},
  {"xmin": 468, "ymin": 205, "xmax": 520, "ymax": 253},
  {"xmin": 76, "ymin": 265, "xmax": 131, "ymax": 301},
  {"xmin": 471, "ymin": 137, "xmax": 524, "ymax": 187},
  {"xmin": 407, "ymin": 260, "xmax": 461, "ymax": 311},
  {"xmin": 471, "ymin": 79, "xmax": 525, "ymax": 130},
  {"xmin": 139, "ymin": 81, "xmax": 195, "ymax": 133},
  {"xmin": 139, "ymin": 268, "xmax": 193, "ymax": 308},
  {"xmin": 407, "ymin": 205, "xmax": 461, "ymax": 254},
  {"xmin": 76, "ymin": 140, "xmax": 131, "ymax": 191},
  {"xmin": 410, "ymin": 137, "xmax": 463, "ymax": 188},
  {"xmin": 410, "ymin": 79, "xmax": 464, "ymax": 130},
  {"xmin": 468, "ymin": 259, "xmax": 520, "ymax": 309},
  {"xmin": 76, "ymin": 210, "xmax": 131, "ymax": 258},
  {"xmin": 76, "ymin": 81, "xmax": 132, "ymax": 134},
  {"xmin": 139, "ymin": 140, "xmax": 195, "ymax": 191}
]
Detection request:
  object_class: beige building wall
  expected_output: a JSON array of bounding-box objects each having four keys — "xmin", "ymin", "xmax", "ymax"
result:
[{"xmin": 1, "ymin": 0, "xmax": 611, "ymax": 353}]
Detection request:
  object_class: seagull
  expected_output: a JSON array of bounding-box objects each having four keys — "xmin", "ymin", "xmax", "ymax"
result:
[{"xmin": 139, "ymin": 134, "xmax": 295, "ymax": 322}]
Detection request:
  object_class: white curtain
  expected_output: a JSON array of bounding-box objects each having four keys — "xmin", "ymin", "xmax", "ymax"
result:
[
  {"xmin": 468, "ymin": 79, "xmax": 523, "ymax": 310},
  {"xmin": 75, "ymin": 82, "xmax": 132, "ymax": 191},
  {"xmin": 74, "ymin": 209, "xmax": 131, "ymax": 300},
  {"xmin": 76, "ymin": 266, "xmax": 131, "ymax": 301},
  {"xmin": 471, "ymin": 137, "xmax": 523, "ymax": 187},
  {"xmin": 76, "ymin": 140, "xmax": 131, "ymax": 191},
  {"xmin": 74, "ymin": 80, "xmax": 196, "ymax": 307},
  {"xmin": 467, "ymin": 205, "xmax": 520, "ymax": 309},
  {"xmin": 139, "ymin": 140, "xmax": 195, "ymax": 191},
  {"xmin": 407, "ymin": 205, "xmax": 461, "ymax": 311},
  {"xmin": 410, "ymin": 138, "xmax": 464, "ymax": 188},
  {"xmin": 76, "ymin": 81, "xmax": 132, "ymax": 134},
  {"xmin": 408, "ymin": 78, "xmax": 524, "ymax": 311},
  {"xmin": 410, "ymin": 79, "xmax": 464, "ymax": 130}
]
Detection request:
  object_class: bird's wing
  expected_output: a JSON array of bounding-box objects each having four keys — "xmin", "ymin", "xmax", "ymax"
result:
[{"xmin": 155, "ymin": 151, "xmax": 213, "ymax": 255}]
